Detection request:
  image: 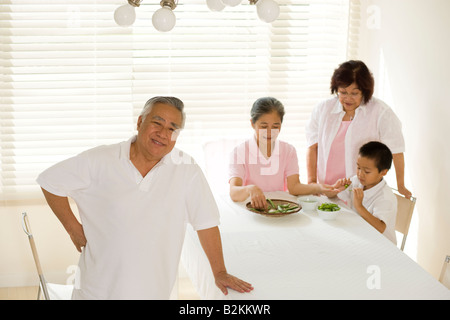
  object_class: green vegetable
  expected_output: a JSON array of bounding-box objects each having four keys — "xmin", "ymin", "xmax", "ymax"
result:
[
  {"xmin": 267, "ymin": 198, "xmax": 276, "ymax": 209},
  {"xmin": 317, "ymin": 202, "xmax": 341, "ymax": 212},
  {"xmin": 344, "ymin": 184, "xmax": 349, "ymax": 188},
  {"xmin": 249, "ymin": 199, "xmax": 299, "ymax": 214}
]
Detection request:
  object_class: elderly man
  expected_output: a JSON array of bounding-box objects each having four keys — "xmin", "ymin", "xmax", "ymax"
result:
[{"xmin": 37, "ymin": 96, "xmax": 253, "ymax": 299}]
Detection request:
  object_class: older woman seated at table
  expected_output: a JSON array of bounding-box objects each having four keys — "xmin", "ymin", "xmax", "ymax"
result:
[{"xmin": 229, "ymin": 97, "xmax": 337, "ymax": 210}]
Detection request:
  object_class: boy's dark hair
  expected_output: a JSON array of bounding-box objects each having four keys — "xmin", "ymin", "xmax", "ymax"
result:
[{"xmin": 359, "ymin": 141, "xmax": 393, "ymax": 172}]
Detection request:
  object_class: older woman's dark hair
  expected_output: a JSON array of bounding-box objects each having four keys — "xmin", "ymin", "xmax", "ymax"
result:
[
  {"xmin": 330, "ymin": 60, "xmax": 375, "ymax": 104},
  {"xmin": 250, "ymin": 97, "xmax": 285, "ymax": 123},
  {"xmin": 359, "ymin": 141, "xmax": 393, "ymax": 172}
]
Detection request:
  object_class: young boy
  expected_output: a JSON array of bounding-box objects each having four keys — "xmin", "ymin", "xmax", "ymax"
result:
[{"xmin": 333, "ymin": 141, "xmax": 398, "ymax": 244}]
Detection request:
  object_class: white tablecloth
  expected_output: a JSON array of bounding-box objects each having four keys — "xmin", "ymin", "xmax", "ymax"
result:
[{"xmin": 181, "ymin": 191, "xmax": 450, "ymax": 300}]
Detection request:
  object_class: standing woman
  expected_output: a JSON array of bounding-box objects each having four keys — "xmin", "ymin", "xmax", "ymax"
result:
[
  {"xmin": 229, "ymin": 97, "xmax": 336, "ymax": 210},
  {"xmin": 306, "ymin": 60, "xmax": 411, "ymax": 198}
]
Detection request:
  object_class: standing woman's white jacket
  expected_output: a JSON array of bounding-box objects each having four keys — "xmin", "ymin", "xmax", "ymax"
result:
[{"xmin": 306, "ymin": 96, "xmax": 405, "ymax": 184}]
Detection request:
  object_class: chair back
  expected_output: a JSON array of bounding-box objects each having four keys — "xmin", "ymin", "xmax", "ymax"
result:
[
  {"xmin": 203, "ymin": 138, "xmax": 243, "ymax": 193},
  {"xmin": 21, "ymin": 212, "xmax": 50, "ymax": 300},
  {"xmin": 439, "ymin": 255, "xmax": 450, "ymax": 289},
  {"xmin": 393, "ymin": 190, "xmax": 416, "ymax": 251},
  {"xmin": 21, "ymin": 212, "xmax": 74, "ymax": 299}
]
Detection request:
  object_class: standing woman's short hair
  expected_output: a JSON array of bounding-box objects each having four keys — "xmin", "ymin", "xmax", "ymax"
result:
[
  {"xmin": 250, "ymin": 97, "xmax": 285, "ymax": 123},
  {"xmin": 330, "ymin": 60, "xmax": 375, "ymax": 104}
]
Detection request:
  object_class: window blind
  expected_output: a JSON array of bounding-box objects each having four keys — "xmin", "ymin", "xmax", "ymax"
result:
[
  {"xmin": 0, "ymin": 0, "xmax": 350, "ymax": 200},
  {"xmin": 347, "ymin": 0, "xmax": 361, "ymax": 60}
]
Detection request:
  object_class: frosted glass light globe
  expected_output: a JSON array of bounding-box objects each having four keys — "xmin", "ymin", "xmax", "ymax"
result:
[
  {"xmin": 256, "ymin": 0, "xmax": 280, "ymax": 23},
  {"xmin": 114, "ymin": 4, "xmax": 136, "ymax": 27},
  {"xmin": 207, "ymin": 0, "xmax": 226, "ymax": 11},
  {"xmin": 152, "ymin": 7, "xmax": 176, "ymax": 32},
  {"xmin": 220, "ymin": 0, "xmax": 242, "ymax": 7}
]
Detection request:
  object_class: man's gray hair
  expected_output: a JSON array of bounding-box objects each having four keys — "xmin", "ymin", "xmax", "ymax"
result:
[{"xmin": 140, "ymin": 96, "xmax": 186, "ymax": 128}]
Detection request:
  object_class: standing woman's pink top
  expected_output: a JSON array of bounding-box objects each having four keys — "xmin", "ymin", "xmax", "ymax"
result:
[
  {"xmin": 324, "ymin": 121, "xmax": 352, "ymax": 185},
  {"xmin": 228, "ymin": 136, "xmax": 299, "ymax": 192}
]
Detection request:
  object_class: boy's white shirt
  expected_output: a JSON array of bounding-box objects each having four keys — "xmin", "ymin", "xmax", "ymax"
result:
[{"xmin": 338, "ymin": 175, "xmax": 397, "ymax": 244}]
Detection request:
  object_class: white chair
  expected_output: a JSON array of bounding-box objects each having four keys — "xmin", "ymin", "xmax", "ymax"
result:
[
  {"xmin": 21, "ymin": 212, "xmax": 74, "ymax": 300},
  {"xmin": 439, "ymin": 255, "xmax": 450, "ymax": 289},
  {"xmin": 392, "ymin": 189, "xmax": 416, "ymax": 251},
  {"xmin": 202, "ymin": 138, "xmax": 243, "ymax": 193}
]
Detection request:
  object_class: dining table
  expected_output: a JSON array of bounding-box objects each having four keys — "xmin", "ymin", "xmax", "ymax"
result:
[{"xmin": 180, "ymin": 191, "xmax": 450, "ymax": 300}]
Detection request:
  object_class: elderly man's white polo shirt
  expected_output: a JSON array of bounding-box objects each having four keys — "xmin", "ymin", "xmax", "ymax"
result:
[{"xmin": 37, "ymin": 136, "xmax": 220, "ymax": 299}]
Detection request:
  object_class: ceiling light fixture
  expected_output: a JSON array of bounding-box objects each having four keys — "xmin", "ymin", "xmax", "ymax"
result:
[
  {"xmin": 114, "ymin": 0, "xmax": 279, "ymax": 31},
  {"xmin": 152, "ymin": 0, "xmax": 177, "ymax": 32},
  {"xmin": 220, "ymin": 0, "xmax": 242, "ymax": 7},
  {"xmin": 249, "ymin": 0, "xmax": 280, "ymax": 23},
  {"xmin": 206, "ymin": 0, "xmax": 226, "ymax": 12},
  {"xmin": 114, "ymin": 0, "xmax": 142, "ymax": 27}
]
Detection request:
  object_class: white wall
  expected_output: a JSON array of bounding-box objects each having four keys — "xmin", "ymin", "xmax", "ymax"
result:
[{"xmin": 354, "ymin": 0, "xmax": 450, "ymax": 279}]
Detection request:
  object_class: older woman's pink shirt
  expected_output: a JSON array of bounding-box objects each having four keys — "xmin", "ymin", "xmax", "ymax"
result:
[{"xmin": 229, "ymin": 137, "xmax": 299, "ymax": 192}]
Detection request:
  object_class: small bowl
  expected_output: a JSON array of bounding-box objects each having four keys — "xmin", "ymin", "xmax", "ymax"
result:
[
  {"xmin": 298, "ymin": 196, "xmax": 319, "ymax": 212},
  {"xmin": 317, "ymin": 206, "xmax": 341, "ymax": 220}
]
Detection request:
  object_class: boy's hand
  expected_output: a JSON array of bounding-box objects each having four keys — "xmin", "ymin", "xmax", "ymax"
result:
[{"xmin": 352, "ymin": 188, "xmax": 364, "ymax": 209}]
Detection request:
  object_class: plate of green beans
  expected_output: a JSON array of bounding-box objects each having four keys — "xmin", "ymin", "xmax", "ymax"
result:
[{"xmin": 246, "ymin": 198, "xmax": 301, "ymax": 217}]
